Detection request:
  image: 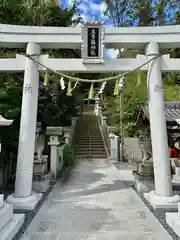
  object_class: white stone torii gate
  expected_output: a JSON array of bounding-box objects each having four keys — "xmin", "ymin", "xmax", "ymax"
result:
[{"xmin": 0, "ymin": 23, "xmax": 180, "ymax": 210}]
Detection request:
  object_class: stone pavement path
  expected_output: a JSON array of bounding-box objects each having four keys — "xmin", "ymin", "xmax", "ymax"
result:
[{"xmin": 21, "ymin": 159, "xmax": 173, "ymax": 240}]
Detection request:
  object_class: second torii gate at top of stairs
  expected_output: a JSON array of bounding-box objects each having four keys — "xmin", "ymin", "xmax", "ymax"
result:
[{"xmin": 1, "ymin": 23, "xmax": 180, "ymax": 210}]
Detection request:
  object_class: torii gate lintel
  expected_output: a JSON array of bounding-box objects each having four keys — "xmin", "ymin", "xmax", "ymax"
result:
[{"xmin": 0, "ymin": 54, "xmax": 180, "ymax": 73}]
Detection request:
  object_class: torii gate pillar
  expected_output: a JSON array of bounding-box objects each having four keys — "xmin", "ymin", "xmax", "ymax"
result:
[
  {"xmin": 7, "ymin": 42, "xmax": 42, "ymax": 210},
  {"xmin": 144, "ymin": 42, "xmax": 180, "ymax": 208}
]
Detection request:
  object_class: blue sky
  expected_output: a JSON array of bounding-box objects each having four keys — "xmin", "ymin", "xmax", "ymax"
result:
[
  {"xmin": 61, "ymin": 0, "xmax": 110, "ymax": 24},
  {"xmin": 60, "ymin": 0, "xmax": 178, "ymax": 58},
  {"xmin": 60, "ymin": 0, "xmax": 119, "ymax": 59}
]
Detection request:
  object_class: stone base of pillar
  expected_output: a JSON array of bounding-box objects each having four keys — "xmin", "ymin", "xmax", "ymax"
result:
[
  {"xmin": 7, "ymin": 192, "xmax": 42, "ymax": 210},
  {"xmin": 172, "ymin": 174, "xmax": 180, "ymax": 185},
  {"xmin": 133, "ymin": 160, "xmax": 155, "ymax": 193},
  {"xmin": 0, "ymin": 194, "xmax": 24, "ymax": 240},
  {"xmin": 32, "ymin": 172, "xmax": 52, "ymax": 193},
  {"xmin": 144, "ymin": 190, "xmax": 180, "ymax": 209},
  {"xmin": 133, "ymin": 171, "xmax": 154, "ymax": 193},
  {"xmin": 166, "ymin": 211, "xmax": 180, "ymax": 237}
]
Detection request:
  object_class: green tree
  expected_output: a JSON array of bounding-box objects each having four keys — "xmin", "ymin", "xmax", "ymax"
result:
[
  {"xmin": 0, "ymin": 1, "xmax": 80, "ymax": 166},
  {"xmin": 103, "ymin": 0, "xmax": 180, "ymax": 137}
]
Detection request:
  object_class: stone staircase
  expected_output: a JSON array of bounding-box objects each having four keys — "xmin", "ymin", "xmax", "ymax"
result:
[{"xmin": 74, "ymin": 106, "xmax": 107, "ymax": 160}]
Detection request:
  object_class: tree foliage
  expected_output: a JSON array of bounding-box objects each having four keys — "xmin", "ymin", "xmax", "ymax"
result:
[
  {"xmin": 105, "ymin": 0, "xmax": 180, "ymax": 27},
  {"xmin": 0, "ymin": 1, "xmax": 80, "ymax": 163},
  {"xmin": 104, "ymin": 0, "xmax": 180, "ymax": 137}
]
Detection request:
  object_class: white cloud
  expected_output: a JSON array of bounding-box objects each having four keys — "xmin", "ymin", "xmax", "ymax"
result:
[
  {"xmin": 78, "ymin": 2, "xmax": 90, "ymax": 14},
  {"xmin": 67, "ymin": 0, "xmax": 75, "ymax": 7},
  {"xmin": 100, "ymin": 2, "xmax": 107, "ymax": 12},
  {"xmin": 107, "ymin": 49, "xmax": 119, "ymax": 59}
]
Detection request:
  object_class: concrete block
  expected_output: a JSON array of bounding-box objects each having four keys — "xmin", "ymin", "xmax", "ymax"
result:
[
  {"xmin": 166, "ymin": 212, "xmax": 180, "ymax": 237},
  {"xmin": 0, "ymin": 213, "xmax": 24, "ymax": 240},
  {"xmin": 0, "ymin": 194, "xmax": 4, "ymax": 208},
  {"xmin": 135, "ymin": 177, "xmax": 154, "ymax": 193},
  {"xmin": 32, "ymin": 179, "xmax": 50, "ymax": 193},
  {"xmin": 144, "ymin": 190, "xmax": 180, "ymax": 209},
  {"xmin": 7, "ymin": 192, "xmax": 42, "ymax": 211},
  {"xmin": 0, "ymin": 203, "xmax": 13, "ymax": 231}
]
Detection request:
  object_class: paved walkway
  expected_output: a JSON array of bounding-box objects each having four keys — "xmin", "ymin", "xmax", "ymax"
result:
[{"xmin": 22, "ymin": 159, "xmax": 172, "ymax": 240}]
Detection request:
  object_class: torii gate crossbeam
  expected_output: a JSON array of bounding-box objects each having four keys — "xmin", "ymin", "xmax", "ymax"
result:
[
  {"xmin": 1, "ymin": 24, "xmax": 180, "ymax": 48},
  {"xmin": 0, "ymin": 54, "xmax": 180, "ymax": 72}
]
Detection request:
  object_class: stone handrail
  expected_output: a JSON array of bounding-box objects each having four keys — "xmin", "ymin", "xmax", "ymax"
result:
[
  {"xmin": 94, "ymin": 101, "xmax": 110, "ymax": 156},
  {"xmin": 94, "ymin": 99, "xmax": 121, "ymax": 161}
]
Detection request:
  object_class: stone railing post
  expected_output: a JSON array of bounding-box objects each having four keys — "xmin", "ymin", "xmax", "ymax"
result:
[
  {"xmin": 48, "ymin": 136, "xmax": 59, "ymax": 179},
  {"xmin": 99, "ymin": 106, "xmax": 102, "ymax": 118},
  {"xmin": 46, "ymin": 127, "xmax": 62, "ymax": 180},
  {"xmin": 109, "ymin": 133, "xmax": 119, "ymax": 162},
  {"xmin": 102, "ymin": 116, "xmax": 107, "ymax": 129},
  {"xmin": 63, "ymin": 127, "xmax": 72, "ymax": 146},
  {"xmin": 102, "ymin": 116, "xmax": 110, "ymax": 149},
  {"xmin": 64, "ymin": 132, "xmax": 70, "ymax": 145},
  {"xmin": 71, "ymin": 117, "xmax": 78, "ymax": 138},
  {"xmin": 94, "ymin": 97, "xmax": 100, "ymax": 116},
  {"xmin": 57, "ymin": 144, "xmax": 65, "ymax": 170}
]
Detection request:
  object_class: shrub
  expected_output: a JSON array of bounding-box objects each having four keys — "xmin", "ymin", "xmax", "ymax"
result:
[{"xmin": 63, "ymin": 145, "xmax": 75, "ymax": 167}]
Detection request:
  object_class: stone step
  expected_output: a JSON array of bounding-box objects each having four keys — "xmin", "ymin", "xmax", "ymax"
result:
[
  {"xmin": 77, "ymin": 139, "xmax": 104, "ymax": 141},
  {"xmin": 76, "ymin": 126, "xmax": 99, "ymax": 128},
  {"xmin": 76, "ymin": 132, "xmax": 101, "ymax": 135},
  {"xmin": 91, "ymin": 153, "xmax": 107, "ymax": 156},
  {"xmin": 74, "ymin": 117, "xmax": 107, "ymax": 160},
  {"xmin": 75, "ymin": 133, "xmax": 102, "ymax": 136},
  {"xmin": 75, "ymin": 132, "xmax": 101, "ymax": 134},
  {"xmin": 75, "ymin": 147, "xmax": 105, "ymax": 151},
  {"xmin": 76, "ymin": 130, "xmax": 100, "ymax": 133},
  {"xmin": 75, "ymin": 139, "xmax": 104, "ymax": 146},
  {"xmin": 75, "ymin": 139, "xmax": 105, "ymax": 143},
  {"xmin": 74, "ymin": 142, "xmax": 104, "ymax": 146},
  {"xmin": 75, "ymin": 156, "xmax": 106, "ymax": 159},
  {"xmin": 75, "ymin": 153, "xmax": 107, "ymax": 157},
  {"xmin": 75, "ymin": 140, "xmax": 104, "ymax": 142},
  {"xmin": 75, "ymin": 151, "xmax": 106, "ymax": 154},
  {"xmin": 75, "ymin": 145, "xmax": 105, "ymax": 148},
  {"xmin": 0, "ymin": 213, "xmax": 24, "ymax": 240},
  {"xmin": 75, "ymin": 153, "xmax": 106, "ymax": 157},
  {"xmin": 75, "ymin": 147, "xmax": 105, "ymax": 150},
  {"xmin": 75, "ymin": 156, "xmax": 107, "ymax": 160},
  {"xmin": 0, "ymin": 203, "xmax": 13, "ymax": 231}
]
